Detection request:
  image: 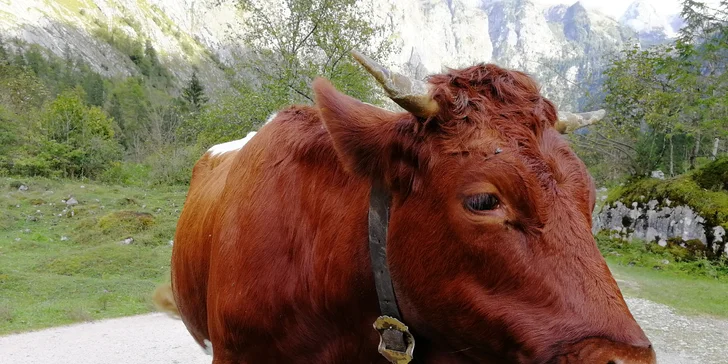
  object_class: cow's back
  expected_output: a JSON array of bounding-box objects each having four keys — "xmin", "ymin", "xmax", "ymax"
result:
[{"xmin": 171, "ymin": 105, "xmax": 382, "ymax": 362}]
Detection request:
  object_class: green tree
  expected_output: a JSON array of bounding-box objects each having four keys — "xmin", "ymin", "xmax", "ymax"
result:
[
  {"xmin": 673, "ymin": 0, "xmax": 728, "ymax": 168},
  {"xmin": 107, "ymin": 77, "xmax": 151, "ymax": 157},
  {"xmin": 26, "ymin": 87, "xmax": 123, "ymax": 178},
  {"xmin": 181, "ymin": 81, "xmax": 276, "ymax": 147},
  {"xmin": 181, "ymin": 70, "xmax": 208, "ymax": 112},
  {"xmin": 229, "ymin": 0, "xmax": 397, "ymax": 107},
  {"xmin": 572, "ymin": 0, "xmax": 727, "ymax": 181}
]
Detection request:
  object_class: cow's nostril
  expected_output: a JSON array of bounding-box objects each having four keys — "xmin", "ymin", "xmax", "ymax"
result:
[{"xmin": 607, "ymin": 361, "xmax": 616, "ymax": 364}]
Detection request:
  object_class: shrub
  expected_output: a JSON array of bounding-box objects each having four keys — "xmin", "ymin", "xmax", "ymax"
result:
[
  {"xmin": 595, "ymin": 232, "xmax": 728, "ymax": 279},
  {"xmin": 693, "ymin": 156, "xmax": 728, "ymax": 192},
  {"xmin": 98, "ymin": 161, "xmax": 151, "ymax": 186},
  {"xmin": 144, "ymin": 145, "xmax": 202, "ymax": 185}
]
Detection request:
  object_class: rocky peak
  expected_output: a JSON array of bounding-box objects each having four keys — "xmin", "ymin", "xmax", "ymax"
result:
[
  {"xmin": 563, "ymin": 2, "xmax": 591, "ymax": 42},
  {"xmin": 544, "ymin": 4, "xmax": 569, "ymax": 23}
]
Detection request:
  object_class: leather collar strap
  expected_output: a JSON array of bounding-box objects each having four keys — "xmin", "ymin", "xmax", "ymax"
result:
[{"xmin": 368, "ymin": 184, "xmax": 415, "ymax": 363}]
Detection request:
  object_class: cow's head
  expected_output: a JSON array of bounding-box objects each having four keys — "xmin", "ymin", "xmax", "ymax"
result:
[{"xmin": 313, "ymin": 51, "xmax": 655, "ymax": 363}]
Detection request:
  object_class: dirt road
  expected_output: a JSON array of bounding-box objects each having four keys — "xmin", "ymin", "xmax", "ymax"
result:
[{"xmin": 0, "ymin": 297, "xmax": 725, "ymax": 363}]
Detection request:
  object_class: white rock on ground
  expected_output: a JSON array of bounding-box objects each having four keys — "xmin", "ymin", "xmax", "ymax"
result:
[{"xmin": 0, "ymin": 297, "xmax": 726, "ymax": 363}]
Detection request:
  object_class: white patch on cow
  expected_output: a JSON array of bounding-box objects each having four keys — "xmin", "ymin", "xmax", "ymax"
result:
[
  {"xmin": 265, "ymin": 112, "xmax": 278, "ymax": 125},
  {"xmin": 207, "ymin": 131, "xmax": 257, "ymax": 156},
  {"xmin": 203, "ymin": 339, "xmax": 213, "ymax": 355}
]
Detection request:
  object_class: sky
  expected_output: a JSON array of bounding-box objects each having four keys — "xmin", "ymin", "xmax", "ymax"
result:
[{"xmin": 530, "ymin": 0, "xmax": 722, "ymax": 19}]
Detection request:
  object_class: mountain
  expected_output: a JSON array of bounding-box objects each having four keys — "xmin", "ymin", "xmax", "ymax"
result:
[
  {"xmin": 618, "ymin": 0, "xmax": 676, "ymax": 45},
  {"xmin": 0, "ymin": 0, "xmax": 673, "ymax": 110},
  {"xmin": 0, "ymin": 0, "xmax": 243, "ymax": 95},
  {"xmin": 367, "ymin": 0, "xmax": 648, "ymax": 110}
]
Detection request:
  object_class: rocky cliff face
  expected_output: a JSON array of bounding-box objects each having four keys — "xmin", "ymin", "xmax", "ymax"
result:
[
  {"xmin": 0, "ymin": 0, "xmax": 675, "ymax": 109},
  {"xmin": 0, "ymin": 0, "xmax": 241, "ymax": 94}
]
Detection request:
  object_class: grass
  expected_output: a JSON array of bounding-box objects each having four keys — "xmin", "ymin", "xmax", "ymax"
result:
[
  {"xmin": 597, "ymin": 233, "xmax": 728, "ymax": 318},
  {"xmin": 0, "ymin": 176, "xmax": 187, "ymax": 335},
  {"xmin": 608, "ymin": 262, "xmax": 728, "ymax": 318}
]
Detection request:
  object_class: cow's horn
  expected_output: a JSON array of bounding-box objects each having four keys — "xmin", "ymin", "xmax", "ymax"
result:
[
  {"xmin": 554, "ymin": 109, "xmax": 606, "ymax": 134},
  {"xmin": 351, "ymin": 50, "xmax": 440, "ymax": 118}
]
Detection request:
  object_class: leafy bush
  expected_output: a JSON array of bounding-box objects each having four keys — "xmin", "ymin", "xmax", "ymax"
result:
[
  {"xmin": 99, "ymin": 162, "xmax": 152, "ymax": 186},
  {"xmin": 144, "ymin": 145, "xmax": 202, "ymax": 185},
  {"xmin": 21, "ymin": 87, "xmax": 125, "ymax": 178},
  {"xmin": 694, "ymin": 156, "xmax": 728, "ymax": 192}
]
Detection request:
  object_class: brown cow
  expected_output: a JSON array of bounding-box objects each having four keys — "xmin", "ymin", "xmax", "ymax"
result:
[{"xmin": 156, "ymin": 51, "xmax": 656, "ymax": 363}]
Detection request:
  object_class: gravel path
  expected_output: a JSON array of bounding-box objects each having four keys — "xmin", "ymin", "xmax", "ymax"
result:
[
  {"xmin": 625, "ymin": 297, "xmax": 728, "ymax": 364},
  {"xmin": 0, "ymin": 297, "xmax": 726, "ymax": 363}
]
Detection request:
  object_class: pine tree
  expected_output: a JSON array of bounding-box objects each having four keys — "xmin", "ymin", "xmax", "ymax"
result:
[{"xmin": 181, "ymin": 70, "xmax": 208, "ymax": 112}]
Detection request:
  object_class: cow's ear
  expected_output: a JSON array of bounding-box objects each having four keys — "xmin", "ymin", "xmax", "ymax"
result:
[{"xmin": 313, "ymin": 78, "xmax": 427, "ymax": 192}]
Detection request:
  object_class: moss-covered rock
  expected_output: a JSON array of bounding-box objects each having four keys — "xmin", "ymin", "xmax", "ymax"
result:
[
  {"xmin": 604, "ymin": 175, "xmax": 728, "ymax": 232},
  {"xmin": 600, "ymin": 165, "xmax": 728, "ymax": 260}
]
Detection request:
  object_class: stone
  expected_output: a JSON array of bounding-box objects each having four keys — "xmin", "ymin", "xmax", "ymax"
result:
[
  {"xmin": 18, "ymin": 184, "xmax": 28, "ymax": 191},
  {"xmin": 714, "ymin": 226, "xmax": 726, "ymax": 243},
  {"xmin": 593, "ymin": 199, "xmax": 723, "ymax": 255},
  {"xmin": 651, "ymin": 170, "xmax": 665, "ymax": 179},
  {"xmin": 65, "ymin": 197, "xmax": 78, "ymax": 206},
  {"xmin": 121, "ymin": 237, "xmax": 134, "ymax": 245}
]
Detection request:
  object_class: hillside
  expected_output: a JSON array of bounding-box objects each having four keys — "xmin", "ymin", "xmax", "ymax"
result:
[
  {"xmin": 0, "ymin": 0, "xmax": 240, "ymax": 96},
  {"xmin": 0, "ymin": 0, "xmax": 674, "ymax": 109}
]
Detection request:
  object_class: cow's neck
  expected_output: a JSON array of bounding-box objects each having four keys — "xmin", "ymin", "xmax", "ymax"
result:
[{"xmin": 368, "ymin": 183, "xmax": 416, "ymax": 364}]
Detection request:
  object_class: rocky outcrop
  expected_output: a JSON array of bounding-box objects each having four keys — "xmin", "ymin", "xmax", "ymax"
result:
[{"xmin": 594, "ymin": 200, "xmax": 728, "ymax": 257}]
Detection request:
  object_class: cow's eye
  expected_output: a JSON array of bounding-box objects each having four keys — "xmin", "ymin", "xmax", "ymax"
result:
[{"xmin": 464, "ymin": 194, "xmax": 499, "ymax": 212}]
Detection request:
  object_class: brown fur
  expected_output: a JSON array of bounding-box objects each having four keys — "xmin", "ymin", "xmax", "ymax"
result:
[{"xmin": 166, "ymin": 63, "xmax": 655, "ymax": 363}]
